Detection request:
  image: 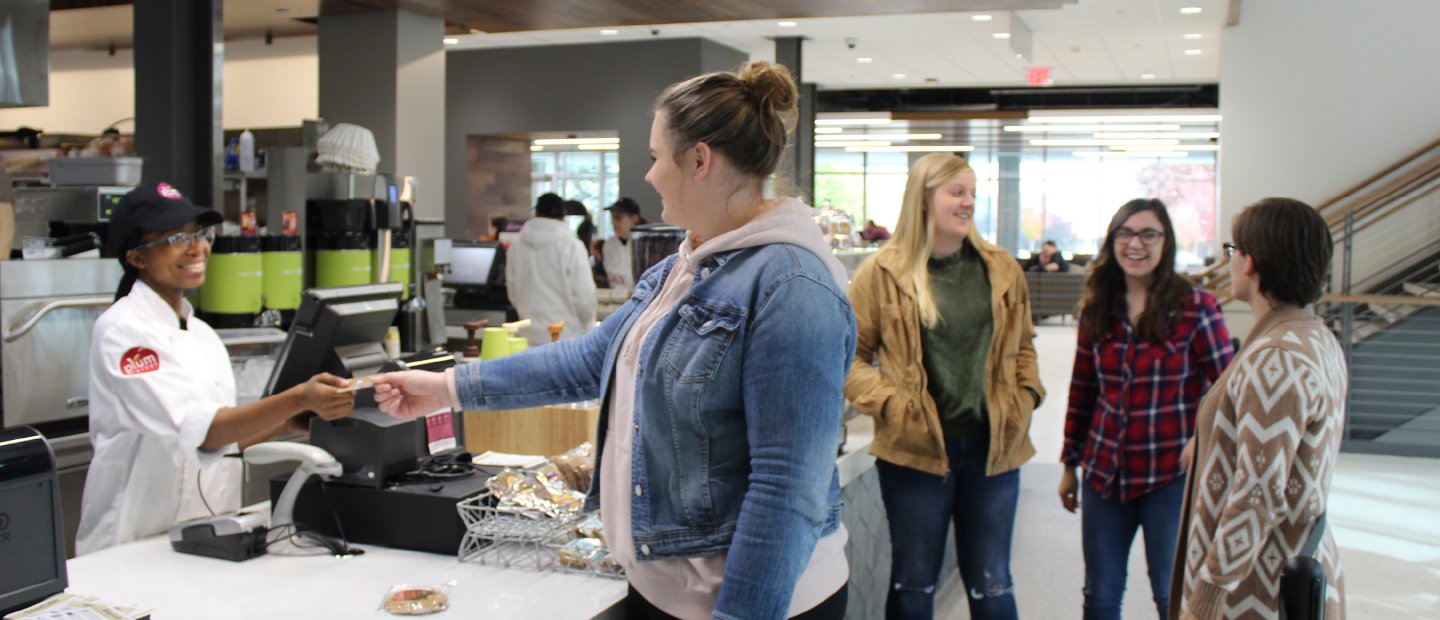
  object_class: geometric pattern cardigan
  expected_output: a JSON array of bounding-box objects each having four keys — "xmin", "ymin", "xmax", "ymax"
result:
[{"xmin": 1169, "ymin": 308, "xmax": 1347, "ymax": 620}]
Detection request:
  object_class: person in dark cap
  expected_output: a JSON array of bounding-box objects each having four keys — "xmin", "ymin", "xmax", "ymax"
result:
[
  {"xmin": 602, "ymin": 197, "xmax": 645, "ymax": 290},
  {"xmin": 503, "ymin": 192, "xmax": 596, "ymax": 343},
  {"xmin": 77, "ymin": 182, "xmax": 356, "ymax": 555}
]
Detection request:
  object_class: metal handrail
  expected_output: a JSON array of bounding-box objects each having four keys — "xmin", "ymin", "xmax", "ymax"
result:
[{"xmin": 2, "ymin": 296, "xmax": 113, "ymax": 343}]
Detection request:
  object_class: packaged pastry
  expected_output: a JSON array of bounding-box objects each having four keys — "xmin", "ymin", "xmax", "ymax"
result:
[
  {"xmin": 550, "ymin": 442, "xmax": 596, "ymax": 493},
  {"xmin": 575, "ymin": 514, "xmax": 605, "ymax": 541},
  {"xmin": 557, "ymin": 537, "xmax": 607, "ymax": 569},
  {"xmin": 379, "ymin": 583, "xmax": 452, "ymax": 616}
]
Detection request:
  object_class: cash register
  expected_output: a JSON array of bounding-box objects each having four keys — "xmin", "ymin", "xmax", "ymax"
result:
[
  {"xmin": 262, "ymin": 283, "xmax": 488, "ymax": 555},
  {"xmin": 0, "ymin": 427, "xmax": 67, "ymax": 615}
]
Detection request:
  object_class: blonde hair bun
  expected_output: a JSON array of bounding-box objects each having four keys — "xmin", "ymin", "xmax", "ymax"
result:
[{"xmin": 737, "ymin": 61, "xmax": 798, "ymax": 116}]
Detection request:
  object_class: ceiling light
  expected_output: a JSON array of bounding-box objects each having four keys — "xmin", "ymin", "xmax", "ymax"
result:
[
  {"xmin": 971, "ymin": 14, "xmax": 993, "ymax": 22},
  {"xmin": 993, "ymin": 32, "xmax": 1012, "ymax": 39},
  {"xmin": 533, "ymin": 137, "xmax": 620, "ymax": 146},
  {"xmin": 815, "ymin": 133, "xmax": 941, "ymax": 141},
  {"xmin": 814, "ymin": 127, "xmax": 844, "ymax": 134},
  {"xmin": 1093, "ymin": 132, "xmax": 1220, "ymax": 140},
  {"xmin": 1073, "ymin": 150, "xmax": 1189, "ymax": 158},
  {"xmin": 815, "ymin": 112, "xmax": 893, "ymax": 126},
  {"xmin": 599, "ymin": 29, "xmax": 619, "ymax": 36},
  {"xmin": 1179, "ymin": 7, "xmax": 1202, "ymax": 14},
  {"xmin": 1028, "ymin": 114, "xmax": 1221, "ymax": 123},
  {"xmin": 856, "ymin": 57, "xmax": 873, "ymax": 63},
  {"xmin": 1184, "ymin": 49, "xmax": 1202, "ymax": 56},
  {"xmin": 1113, "ymin": 144, "xmax": 1219, "ymax": 152},
  {"xmin": 777, "ymin": 21, "xmax": 798, "ymax": 28},
  {"xmin": 1003, "ymin": 124, "xmax": 1182, "ymax": 132},
  {"xmin": 1031, "ymin": 138, "xmax": 1181, "ymax": 147},
  {"xmin": 530, "ymin": 146, "xmax": 543, "ymax": 152},
  {"xmin": 443, "ymin": 37, "xmax": 459, "ymax": 45},
  {"xmin": 846, "ymin": 145, "xmax": 976, "ymax": 153},
  {"xmin": 1140, "ymin": 73, "xmax": 1157, "ymax": 80},
  {"xmin": 577, "ymin": 144, "xmax": 619, "ymax": 150},
  {"xmin": 892, "ymin": 73, "xmax": 907, "ymax": 79},
  {"xmin": 1184, "ymin": 33, "xmax": 1203, "ymax": 40},
  {"xmin": 816, "ymin": 141, "xmax": 894, "ymax": 148}
]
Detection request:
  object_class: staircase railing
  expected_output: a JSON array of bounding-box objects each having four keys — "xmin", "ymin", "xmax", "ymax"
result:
[{"xmin": 1195, "ymin": 137, "xmax": 1440, "ymax": 457}]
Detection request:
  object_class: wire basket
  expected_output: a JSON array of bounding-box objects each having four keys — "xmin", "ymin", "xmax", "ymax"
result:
[{"xmin": 457, "ymin": 489, "xmax": 624, "ymax": 579}]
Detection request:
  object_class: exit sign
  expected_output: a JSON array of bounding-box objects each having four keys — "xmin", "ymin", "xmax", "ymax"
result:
[{"xmin": 1027, "ymin": 66, "xmax": 1053, "ymax": 86}]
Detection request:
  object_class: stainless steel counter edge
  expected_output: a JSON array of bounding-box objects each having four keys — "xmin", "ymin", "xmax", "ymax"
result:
[{"xmin": 837, "ymin": 414, "xmax": 877, "ymax": 488}]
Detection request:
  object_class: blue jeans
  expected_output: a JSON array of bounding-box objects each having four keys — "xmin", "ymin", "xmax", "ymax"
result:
[
  {"xmin": 877, "ymin": 435, "xmax": 1021, "ymax": 620},
  {"xmin": 1080, "ymin": 475, "xmax": 1186, "ymax": 620}
]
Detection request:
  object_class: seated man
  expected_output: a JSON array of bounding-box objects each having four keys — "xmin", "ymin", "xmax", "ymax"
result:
[{"xmin": 1024, "ymin": 240, "xmax": 1070, "ymax": 273}]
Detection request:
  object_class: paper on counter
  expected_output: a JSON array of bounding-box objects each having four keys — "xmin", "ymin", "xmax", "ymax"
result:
[{"xmin": 472, "ymin": 450, "xmax": 548, "ymax": 469}]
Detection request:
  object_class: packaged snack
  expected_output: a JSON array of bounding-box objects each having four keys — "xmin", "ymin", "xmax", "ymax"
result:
[
  {"xmin": 550, "ymin": 442, "xmax": 595, "ymax": 493},
  {"xmin": 557, "ymin": 537, "xmax": 607, "ymax": 569},
  {"xmin": 380, "ymin": 583, "xmax": 453, "ymax": 616},
  {"xmin": 575, "ymin": 513, "xmax": 605, "ymax": 541}
]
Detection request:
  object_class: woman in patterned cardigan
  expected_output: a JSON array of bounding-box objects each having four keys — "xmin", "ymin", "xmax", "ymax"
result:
[{"xmin": 1170, "ymin": 197, "xmax": 1346, "ymax": 619}]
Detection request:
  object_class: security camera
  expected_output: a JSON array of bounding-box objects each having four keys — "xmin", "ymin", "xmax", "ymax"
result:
[
  {"xmin": 650, "ymin": 28, "xmax": 661, "ymax": 36},
  {"xmin": 845, "ymin": 37, "xmax": 859, "ymax": 49}
]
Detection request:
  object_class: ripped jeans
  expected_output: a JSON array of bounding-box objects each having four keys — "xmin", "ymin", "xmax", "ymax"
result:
[{"xmin": 877, "ymin": 435, "xmax": 1020, "ymax": 620}]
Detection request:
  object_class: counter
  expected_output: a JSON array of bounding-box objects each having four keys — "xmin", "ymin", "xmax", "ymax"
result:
[
  {"xmin": 61, "ymin": 416, "xmax": 881, "ymax": 619},
  {"xmin": 64, "ymin": 536, "xmax": 627, "ymax": 619}
]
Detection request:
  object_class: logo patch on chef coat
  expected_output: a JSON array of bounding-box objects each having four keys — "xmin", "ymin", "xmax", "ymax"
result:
[{"xmin": 120, "ymin": 347, "xmax": 161, "ymax": 376}]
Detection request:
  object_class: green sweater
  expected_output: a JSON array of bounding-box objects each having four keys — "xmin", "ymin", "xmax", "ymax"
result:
[{"xmin": 921, "ymin": 244, "xmax": 993, "ymax": 438}]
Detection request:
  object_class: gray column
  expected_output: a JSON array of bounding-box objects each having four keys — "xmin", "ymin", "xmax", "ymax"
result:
[
  {"xmin": 774, "ymin": 37, "xmax": 815, "ymax": 203},
  {"xmin": 133, "ymin": 0, "xmax": 222, "ymax": 210},
  {"xmin": 318, "ymin": 10, "xmax": 446, "ymax": 219},
  {"xmin": 996, "ymin": 151, "xmax": 1023, "ymax": 253}
]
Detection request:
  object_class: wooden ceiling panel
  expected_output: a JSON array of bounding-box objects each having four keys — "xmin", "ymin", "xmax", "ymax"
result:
[{"xmin": 318, "ymin": 0, "xmax": 1076, "ymax": 33}]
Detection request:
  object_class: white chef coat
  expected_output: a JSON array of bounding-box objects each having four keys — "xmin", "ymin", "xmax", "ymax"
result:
[
  {"xmin": 504, "ymin": 217, "xmax": 597, "ymax": 344},
  {"xmin": 76, "ymin": 279, "xmax": 240, "ymax": 555},
  {"xmin": 601, "ymin": 234, "xmax": 634, "ymax": 292}
]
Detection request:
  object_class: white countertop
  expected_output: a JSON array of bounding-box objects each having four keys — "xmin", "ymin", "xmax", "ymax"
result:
[
  {"xmin": 65, "ymin": 537, "xmax": 626, "ymax": 619},
  {"xmin": 61, "ymin": 417, "xmax": 874, "ymax": 619}
]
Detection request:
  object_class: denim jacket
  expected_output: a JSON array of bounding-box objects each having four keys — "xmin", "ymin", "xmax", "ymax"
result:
[{"xmin": 454, "ymin": 242, "xmax": 856, "ymax": 619}]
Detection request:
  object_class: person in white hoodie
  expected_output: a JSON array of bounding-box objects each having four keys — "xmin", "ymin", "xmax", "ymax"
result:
[
  {"xmin": 505, "ymin": 192, "xmax": 597, "ymax": 344},
  {"xmin": 373, "ymin": 61, "xmax": 855, "ymax": 620}
]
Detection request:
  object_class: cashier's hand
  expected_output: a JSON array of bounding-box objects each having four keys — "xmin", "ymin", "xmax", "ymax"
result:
[
  {"xmin": 290, "ymin": 372, "xmax": 355, "ymax": 421},
  {"xmin": 373, "ymin": 370, "xmax": 453, "ymax": 418}
]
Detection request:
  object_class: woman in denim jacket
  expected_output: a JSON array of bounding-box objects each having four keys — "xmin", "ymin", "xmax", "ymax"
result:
[
  {"xmin": 374, "ymin": 62, "xmax": 856, "ymax": 620},
  {"xmin": 845, "ymin": 153, "xmax": 1044, "ymax": 619}
]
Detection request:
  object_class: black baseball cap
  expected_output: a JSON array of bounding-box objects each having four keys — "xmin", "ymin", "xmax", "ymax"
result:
[
  {"xmin": 535, "ymin": 192, "xmax": 565, "ymax": 219},
  {"xmin": 606, "ymin": 197, "xmax": 641, "ymax": 216},
  {"xmin": 107, "ymin": 182, "xmax": 223, "ymax": 256}
]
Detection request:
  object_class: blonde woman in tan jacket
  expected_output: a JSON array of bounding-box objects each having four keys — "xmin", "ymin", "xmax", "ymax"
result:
[
  {"xmin": 1171, "ymin": 197, "xmax": 1346, "ymax": 619},
  {"xmin": 845, "ymin": 153, "xmax": 1044, "ymax": 620}
]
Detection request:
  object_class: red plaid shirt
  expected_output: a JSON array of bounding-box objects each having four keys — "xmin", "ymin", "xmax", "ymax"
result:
[{"xmin": 1062, "ymin": 289, "xmax": 1233, "ymax": 501}]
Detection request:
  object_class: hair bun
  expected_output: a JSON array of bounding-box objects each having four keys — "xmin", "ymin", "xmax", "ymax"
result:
[{"xmin": 738, "ymin": 61, "xmax": 798, "ymax": 115}]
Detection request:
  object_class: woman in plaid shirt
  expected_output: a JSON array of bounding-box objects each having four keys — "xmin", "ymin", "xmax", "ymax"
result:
[{"xmin": 1059, "ymin": 198, "xmax": 1234, "ymax": 620}]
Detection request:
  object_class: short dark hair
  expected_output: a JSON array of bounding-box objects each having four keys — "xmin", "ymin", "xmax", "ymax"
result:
[
  {"xmin": 535, "ymin": 192, "xmax": 565, "ymax": 219},
  {"xmin": 1043, "ymin": 240, "xmax": 1058, "ymax": 248},
  {"xmin": 1232, "ymin": 197, "xmax": 1333, "ymax": 306}
]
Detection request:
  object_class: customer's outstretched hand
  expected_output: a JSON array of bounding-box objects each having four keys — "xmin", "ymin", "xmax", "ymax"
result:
[{"xmin": 372, "ymin": 370, "xmax": 453, "ymax": 418}]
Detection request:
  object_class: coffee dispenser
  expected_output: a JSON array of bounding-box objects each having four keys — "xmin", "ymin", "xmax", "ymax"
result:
[
  {"xmin": 308, "ymin": 199, "xmax": 374, "ymax": 288},
  {"xmin": 198, "ymin": 236, "xmax": 263, "ymax": 328}
]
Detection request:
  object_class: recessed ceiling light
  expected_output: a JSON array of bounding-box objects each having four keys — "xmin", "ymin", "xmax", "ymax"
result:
[
  {"xmin": 443, "ymin": 37, "xmax": 459, "ymax": 45},
  {"xmin": 1184, "ymin": 49, "xmax": 1202, "ymax": 56},
  {"xmin": 971, "ymin": 14, "xmax": 993, "ymax": 22},
  {"xmin": 1140, "ymin": 73, "xmax": 1157, "ymax": 79},
  {"xmin": 777, "ymin": 21, "xmax": 798, "ymax": 28},
  {"xmin": 533, "ymin": 137, "xmax": 621, "ymax": 146},
  {"xmin": 1180, "ymin": 7, "xmax": 1202, "ymax": 14},
  {"xmin": 993, "ymin": 32, "xmax": 1012, "ymax": 39},
  {"xmin": 600, "ymin": 29, "xmax": 619, "ymax": 36},
  {"xmin": 892, "ymin": 73, "xmax": 907, "ymax": 79},
  {"xmin": 856, "ymin": 57, "xmax": 873, "ymax": 63},
  {"xmin": 1184, "ymin": 33, "xmax": 1203, "ymax": 40},
  {"xmin": 814, "ymin": 127, "xmax": 845, "ymax": 134}
]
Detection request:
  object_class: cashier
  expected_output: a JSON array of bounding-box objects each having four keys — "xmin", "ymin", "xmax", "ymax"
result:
[{"xmin": 76, "ymin": 182, "xmax": 355, "ymax": 555}]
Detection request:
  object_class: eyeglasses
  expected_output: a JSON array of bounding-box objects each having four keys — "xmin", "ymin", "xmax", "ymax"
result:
[
  {"xmin": 1223, "ymin": 242, "xmax": 1240, "ymax": 258},
  {"xmin": 1114, "ymin": 228, "xmax": 1165, "ymax": 245},
  {"xmin": 132, "ymin": 226, "xmax": 216, "ymax": 252}
]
